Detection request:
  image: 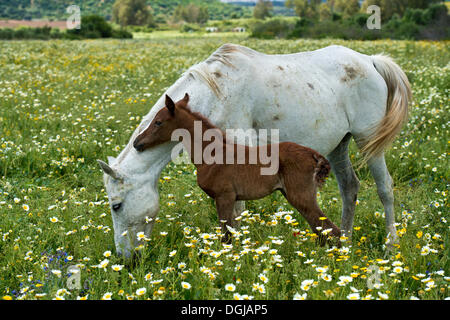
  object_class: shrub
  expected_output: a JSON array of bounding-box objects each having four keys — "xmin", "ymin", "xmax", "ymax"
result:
[
  {"xmin": 111, "ymin": 28, "xmax": 133, "ymax": 39},
  {"xmin": 384, "ymin": 17, "xmax": 420, "ymax": 40},
  {"xmin": 250, "ymin": 17, "xmax": 296, "ymax": 39},
  {"xmin": 180, "ymin": 23, "xmax": 201, "ymax": 33},
  {"xmin": 67, "ymin": 15, "xmax": 113, "ymax": 39},
  {"xmin": 0, "ymin": 28, "xmax": 14, "ymax": 40}
]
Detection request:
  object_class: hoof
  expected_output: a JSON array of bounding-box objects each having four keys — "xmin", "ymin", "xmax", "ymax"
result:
[
  {"xmin": 384, "ymin": 231, "xmax": 400, "ymax": 256},
  {"xmin": 221, "ymin": 232, "xmax": 232, "ymax": 244}
]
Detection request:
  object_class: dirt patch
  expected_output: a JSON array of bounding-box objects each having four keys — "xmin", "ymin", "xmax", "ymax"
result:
[{"xmin": 0, "ymin": 20, "xmax": 68, "ymax": 29}]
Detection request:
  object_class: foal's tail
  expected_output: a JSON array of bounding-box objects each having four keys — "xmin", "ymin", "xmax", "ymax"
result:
[
  {"xmin": 313, "ymin": 153, "xmax": 331, "ymax": 187},
  {"xmin": 361, "ymin": 54, "xmax": 412, "ymax": 161}
]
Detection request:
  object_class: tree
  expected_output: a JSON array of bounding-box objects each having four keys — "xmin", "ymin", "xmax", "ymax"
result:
[
  {"xmin": 112, "ymin": 0, "xmax": 154, "ymax": 27},
  {"xmin": 334, "ymin": 0, "xmax": 360, "ymax": 19},
  {"xmin": 173, "ymin": 4, "xmax": 209, "ymax": 24},
  {"xmin": 319, "ymin": 2, "xmax": 332, "ymax": 21},
  {"xmin": 253, "ymin": 0, "xmax": 273, "ymax": 20},
  {"xmin": 286, "ymin": 0, "xmax": 322, "ymax": 20},
  {"xmin": 361, "ymin": 0, "xmax": 439, "ymax": 21}
]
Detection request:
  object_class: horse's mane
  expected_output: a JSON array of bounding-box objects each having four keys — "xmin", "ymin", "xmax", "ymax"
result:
[{"xmin": 187, "ymin": 43, "xmax": 255, "ymax": 98}]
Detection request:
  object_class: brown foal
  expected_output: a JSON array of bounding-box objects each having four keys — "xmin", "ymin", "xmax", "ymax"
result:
[{"xmin": 133, "ymin": 94, "xmax": 341, "ymax": 246}]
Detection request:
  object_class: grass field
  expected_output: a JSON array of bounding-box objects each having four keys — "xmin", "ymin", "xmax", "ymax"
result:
[{"xmin": 0, "ymin": 35, "xmax": 448, "ymax": 300}]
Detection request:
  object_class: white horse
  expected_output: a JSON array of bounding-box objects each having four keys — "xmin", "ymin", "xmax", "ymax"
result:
[{"xmin": 98, "ymin": 44, "xmax": 411, "ymax": 258}]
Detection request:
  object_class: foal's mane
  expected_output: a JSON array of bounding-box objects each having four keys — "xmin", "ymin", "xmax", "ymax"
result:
[{"xmin": 178, "ymin": 105, "xmax": 221, "ymax": 132}]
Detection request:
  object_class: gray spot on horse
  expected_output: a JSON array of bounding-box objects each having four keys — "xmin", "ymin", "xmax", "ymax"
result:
[{"xmin": 341, "ymin": 64, "xmax": 365, "ymax": 83}]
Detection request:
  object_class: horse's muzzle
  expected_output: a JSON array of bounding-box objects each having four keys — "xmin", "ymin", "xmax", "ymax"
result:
[{"xmin": 133, "ymin": 138, "xmax": 145, "ymax": 152}]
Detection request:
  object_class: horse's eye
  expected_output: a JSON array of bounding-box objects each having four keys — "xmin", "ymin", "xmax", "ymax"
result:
[
  {"xmin": 112, "ymin": 203, "xmax": 122, "ymax": 211},
  {"xmin": 155, "ymin": 120, "xmax": 162, "ymax": 126}
]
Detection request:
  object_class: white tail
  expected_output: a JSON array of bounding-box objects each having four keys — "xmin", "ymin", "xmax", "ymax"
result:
[{"xmin": 361, "ymin": 54, "xmax": 412, "ymax": 161}]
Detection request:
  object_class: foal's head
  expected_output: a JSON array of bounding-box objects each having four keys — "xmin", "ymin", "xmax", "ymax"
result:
[{"xmin": 134, "ymin": 93, "xmax": 189, "ymax": 152}]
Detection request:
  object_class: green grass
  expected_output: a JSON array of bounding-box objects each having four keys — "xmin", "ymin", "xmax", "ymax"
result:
[{"xmin": 0, "ymin": 35, "xmax": 448, "ymax": 300}]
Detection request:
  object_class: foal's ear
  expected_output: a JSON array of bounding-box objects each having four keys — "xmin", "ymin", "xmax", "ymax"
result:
[
  {"xmin": 183, "ymin": 93, "xmax": 190, "ymax": 103},
  {"xmin": 165, "ymin": 94, "xmax": 175, "ymax": 116}
]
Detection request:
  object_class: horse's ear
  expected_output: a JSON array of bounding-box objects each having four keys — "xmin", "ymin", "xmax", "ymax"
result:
[
  {"xmin": 97, "ymin": 159, "xmax": 123, "ymax": 181},
  {"xmin": 183, "ymin": 93, "xmax": 189, "ymax": 103},
  {"xmin": 165, "ymin": 94, "xmax": 175, "ymax": 116}
]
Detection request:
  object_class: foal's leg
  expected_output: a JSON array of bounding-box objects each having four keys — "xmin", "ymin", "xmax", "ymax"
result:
[
  {"xmin": 327, "ymin": 133, "xmax": 360, "ymax": 241},
  {"xmin": 283, "ymin": 189, "xmax": 341, "ymax": 246},
  {"xmin": 215, "ymin": 193, "xmax": 237, "ymax": 243},
  {"xmin": 367, "ymin": 154, "xmax": 399, "ymax": 247}
]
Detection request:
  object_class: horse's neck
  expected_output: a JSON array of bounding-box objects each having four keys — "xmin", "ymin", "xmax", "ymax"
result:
[
  {"xmin": 177, "ymin": 113, "xmax": 213, "ymax": 165},
  {"xmin": 120, "ymin": 141, "xmax": 176, "ymax": 186},
  {"xmin": 119, "ymin": 72, "xmax": 238, "ymax": 180}
]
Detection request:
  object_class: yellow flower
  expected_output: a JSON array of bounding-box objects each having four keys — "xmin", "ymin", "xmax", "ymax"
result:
[
  {"xmin": 416, "ymin": 231, "xmax": 423, "ymax": 238},
  {"xmin": 2, "ymin": 295, "xmax": 12, "ymax": 300}
]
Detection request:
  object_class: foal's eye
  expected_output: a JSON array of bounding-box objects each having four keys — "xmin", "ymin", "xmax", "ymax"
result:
[
  {"xmin": 112, "ymin": 203, "xmax": 122, "ymax": 211},
  {"xmin": 155, "ymin": 120, "xmax": 162, "ymax": 126}
]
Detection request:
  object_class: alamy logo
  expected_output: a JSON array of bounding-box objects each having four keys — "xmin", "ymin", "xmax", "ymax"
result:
[
  {"xmin": 366, "ymin": 265, "xmax": 382, "ymax": 289},
  {"xmin": 66, "ymin": 265, "xmax": 81, "ymax": 290},
  {"xmin": 366, "ymin": 5, "xmax": 381, "ymax": 30},
  {"xmin": 66, "ymin": 5, "xmax": 81, "ymax": 30}
]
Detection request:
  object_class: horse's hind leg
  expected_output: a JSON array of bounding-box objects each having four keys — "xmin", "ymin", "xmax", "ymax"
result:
[
  {"xmin": 367, "ymin": 154, "xmax": 399, "ymax": 247},
  {"xmin": 327, "ymin": 133, "xmax": 360, "ymax": 241},
  {"xmin": 282, "ymin": 186, "xmax": 341, "ymax": 246},
  {"xmin": 215, "ymin": 193, "xmax": 237, "ymax": 243}
]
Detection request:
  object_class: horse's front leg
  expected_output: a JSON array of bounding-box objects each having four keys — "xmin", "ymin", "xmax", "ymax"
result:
[
  {"xmin": 232, "ymin": 201, "xmax": 245, "ymax": 229},
  {"xmin": 215, "ymin": 193, "xmax": 237, "ymax": 243}
]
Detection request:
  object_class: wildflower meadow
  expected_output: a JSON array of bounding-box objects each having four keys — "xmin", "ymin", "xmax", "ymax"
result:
[{"xmin": 0, "ymin": 36, "xmax": 448, "ymax": 300}]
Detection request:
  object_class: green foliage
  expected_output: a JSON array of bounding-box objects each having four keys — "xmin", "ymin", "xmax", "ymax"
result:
[
  {"xmin": 285, "ymin": 0, "xmax": 322, "ymax": 19},
  {"xmin": 66, "ymin": 15, "xmax": 132, "ymax": 39},
  {"xmin": 0, "ymin": 26, "xmax": 55, "ymax": 40},
  {"xmin": 0, "ymin": 0, "xmax": 117, "ymax": 20},
  {"xmin": 72, "ymin": 15, "xmax": 113, "ymax": 38},
  {"xmin": 112, "ymin": 0, "xmax": 155, "ymax": 27},
  {"xmin": 253, "ymin": 0, "xmax": 273, "ymax": 20},
  {"xmin": 0, "ymin": 15, "xmax": 132, "ymax": 40},
  {"xmin": 403, "ymin": 3, "xmax": 448, "ymax": 25},
  {"xmin": 180, "ymin": 23, "xmax": 201, "ymax": 33},
  {"xmin": 360, "ymin": 0, "xmax": 441, "ymax": 21},
  {"xmin": 250, "ymin": 17, "xmax": 297, "ymax": 39},
  {"xmin": 149, "ymin": 0, "xmax": 250, "ymax": 21},
  {"xmin": 173, "ymin": 3, "xmax": 209, "ymax": 24},
  {"xmin": 0, "ymin": 0, "xmax": 251, "ymax": 21},
  {"xmin": 252, "ymin": 1, "xmax": 448, "ymax": 40}
]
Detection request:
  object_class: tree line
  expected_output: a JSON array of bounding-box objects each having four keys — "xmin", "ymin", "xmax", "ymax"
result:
[{"xmin": 250, "ymin": 0, "xmax": 448, "ymax": 40}]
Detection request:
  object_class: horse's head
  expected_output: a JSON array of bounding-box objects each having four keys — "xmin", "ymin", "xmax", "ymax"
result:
[
  {"xmin": 97, "ymin": 156, "xmax": 160, "ymax": 259},
  {"xmin": 133, "ymin": 93, "xmax": 189, "ymax": 152},
  {"xmin": 98, "ymin": 93, "xmax": 190, "ymax": 260}
]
